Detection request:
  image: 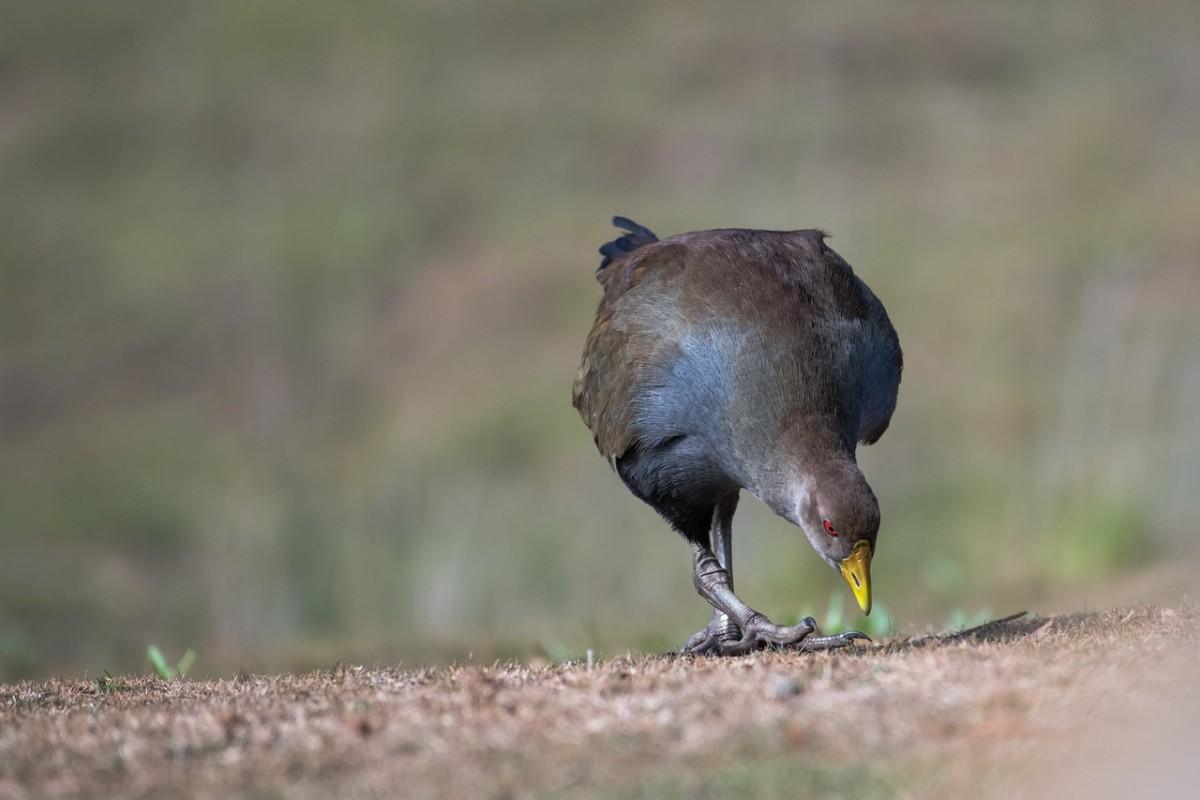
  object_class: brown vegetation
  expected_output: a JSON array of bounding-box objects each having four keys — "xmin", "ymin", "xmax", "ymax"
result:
[{"xmin": 3, "ymin": 605, "xmax": 1196, "ymax": 799}]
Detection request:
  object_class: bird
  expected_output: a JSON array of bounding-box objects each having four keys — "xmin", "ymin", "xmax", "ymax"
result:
[{"xmin": 572, "ymin": 216, "xmax": 902, "ymax": 655}]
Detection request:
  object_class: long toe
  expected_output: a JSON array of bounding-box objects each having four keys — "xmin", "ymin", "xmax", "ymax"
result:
[
  {"xmin": 794, "ymin": 630, "xmax": 871, "ymax": 652},
  {"xmin": 751, "ymin": 617, "xmax": 817, "ymax": 647},
  {"xmin": 715, "ymin": 615, "xmax": 817, "ymax": 655}
]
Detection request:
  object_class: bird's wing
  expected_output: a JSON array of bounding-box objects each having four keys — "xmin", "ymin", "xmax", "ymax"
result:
[
  {"xmin": 574, "ymin": 228, "xmax": 902, "ymax": 457},
  {"xmin": 855, "ymin": 329, "xmax": 902, "ymax": 445},
  {"xmin": 763, "ymin": 235, "xmax": 902, "ymax": 447},
  {"xmin": 728, "ymin": 232, "xmax": 901, "ymax": 448},
  {"xmin": 572, "ymin": 241, "xmax": 689, "ymax": 461},
  {"xmin": 834, "ymin": 261, "xmax": 903, "ymax": 446}
]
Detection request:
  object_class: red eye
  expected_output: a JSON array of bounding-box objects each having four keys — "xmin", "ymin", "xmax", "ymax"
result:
[{"xmin": 823, "ymin": 519, "xmax": 838, "ymax": 537}]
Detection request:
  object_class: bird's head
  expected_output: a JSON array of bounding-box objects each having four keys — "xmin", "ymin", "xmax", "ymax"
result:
[{"xmin": 778, "ymin": 462, "xmax": 879, "ymax": 615}]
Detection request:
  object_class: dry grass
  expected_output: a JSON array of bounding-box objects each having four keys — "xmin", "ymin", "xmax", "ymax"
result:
[{"xmin": 2, "ymin": 605, "xmax": 1197, "ymax": 799}]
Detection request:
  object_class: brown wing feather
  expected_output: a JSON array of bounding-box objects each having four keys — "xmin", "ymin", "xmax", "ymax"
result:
[
  {"xmin": 821, "ymin": 248, "xmax": 903, "ymax": 446},
  {"xmin": 571, "ymin": 242, "xmax": 687, "ymax": 460}
]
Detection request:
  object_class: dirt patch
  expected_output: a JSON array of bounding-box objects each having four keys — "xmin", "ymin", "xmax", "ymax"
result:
[{"xmin": 2, "ymin": 606, "xmax": 1197, "ymax": 799}]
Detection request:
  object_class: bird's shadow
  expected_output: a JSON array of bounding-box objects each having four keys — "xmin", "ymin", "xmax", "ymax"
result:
[
  {"xmin": 865, "ymin": 609, "xmax": 1113, "ymax": 655},
  {"xmin": 662, "ymin": 607, "xmax": 1175, "ymax": 660}
]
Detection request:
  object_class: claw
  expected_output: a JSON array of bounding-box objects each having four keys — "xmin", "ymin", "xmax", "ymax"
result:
[
  {"xmin": 681, "ymin": 624, "xmax": 726, "ymax": 655},
  {"xmin": 681, "ymin": 611, "xmax": 744, "ymax": 655},
  {"xmin": 681, "ymin": 630, "xmax": 720, "ymax": 655}
]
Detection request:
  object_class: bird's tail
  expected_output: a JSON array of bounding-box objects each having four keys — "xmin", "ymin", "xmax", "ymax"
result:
[{"xmin": 597, "ymin": 216, "xmax": 658, "ymax": 276}]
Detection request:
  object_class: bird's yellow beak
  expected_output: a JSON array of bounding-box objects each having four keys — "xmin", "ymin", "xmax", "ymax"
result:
[{"xmin": 839, "ymin": 540, "xmax": 873, "ymax": 615}]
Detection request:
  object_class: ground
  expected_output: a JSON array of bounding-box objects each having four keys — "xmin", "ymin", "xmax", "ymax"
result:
[{"xmin": 2, "ymin": 606, "xmax": 1198, "ymax": 800}]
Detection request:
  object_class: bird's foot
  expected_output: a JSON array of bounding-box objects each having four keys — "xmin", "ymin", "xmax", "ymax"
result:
[
  {"xmin": 789, "ymin": 628, "xmax": 871, "ymax": 652},
  {"xmin": 681, "ymin": 610, "xmax": 741, "ymax": 655},
  {"xmin": 683, "ymin": 614, "xmax": 871, "ymax": 657},
  {"xmin": 684, "ymin": 615, "xmax": 819, "ymax": 656},
  {"xmin": 715, "ymin": 614, "xmax": 819, "ymax": 655}
]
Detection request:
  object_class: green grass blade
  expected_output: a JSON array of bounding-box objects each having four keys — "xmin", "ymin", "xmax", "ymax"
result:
[
  {"xmin": 176, "ymin": 648, "xmax": 196, "ymax": 678},
  {"xmin": 147, "ymin": 645, "xmax": 175, "ymax": 680}
]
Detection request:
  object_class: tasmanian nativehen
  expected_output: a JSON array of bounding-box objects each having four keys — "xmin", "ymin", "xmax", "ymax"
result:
[{"xmin": 573, "ymin": 217, "xmax": 902, "ymax": 655}]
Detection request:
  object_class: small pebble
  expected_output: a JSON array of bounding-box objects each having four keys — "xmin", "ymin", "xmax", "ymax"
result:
[{"xmin": 770, "ymin": 674, "xmax": 803, "ymax": 699}]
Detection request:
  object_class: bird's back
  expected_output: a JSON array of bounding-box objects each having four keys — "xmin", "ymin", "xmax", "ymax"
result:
[{"xmin": 573, "ymin": 224, "xmax": 902, "ymax": 484}]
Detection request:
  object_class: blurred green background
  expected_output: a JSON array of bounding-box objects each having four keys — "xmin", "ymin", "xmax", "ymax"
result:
[{"xmin": 3, "ymin": 1, "xmax": 1199, "ymax": 680}]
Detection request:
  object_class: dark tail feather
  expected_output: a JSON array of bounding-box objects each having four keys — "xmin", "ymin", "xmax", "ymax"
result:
[{"xmin": 597, "ymin": 216, "xmax": 658, "ymax": 274}]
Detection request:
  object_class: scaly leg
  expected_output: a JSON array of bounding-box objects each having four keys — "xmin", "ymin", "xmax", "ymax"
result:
[
  {"xmin": 686, "ymin": 540, "xmax": 818, "ymax": 654},
  {"xmin": 682, "ymin": 498, "xmax": 869, "ymax": 655},
  {"xmin": 682, "ymin": 493, "xmax": 741, "ymax": 653}
]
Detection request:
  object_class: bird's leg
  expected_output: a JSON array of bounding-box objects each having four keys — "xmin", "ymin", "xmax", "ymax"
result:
[
  {"xmin": 682, "ymin": 493, "xmax": 741, "ymax": 654},
  {"xmin": 710, "ymin": 494, "xmax": 739, "ymax": 642},
  {"xmin": 681, "ymin": 503, "xmax": 870, "ymax": 656},
  {"xmin": 685, "ymin": 539, "xmax": 819, "ymax": 655},
  {"xmin": 686, "ymin": 546, "xmax": 869, "ymax": 656}
]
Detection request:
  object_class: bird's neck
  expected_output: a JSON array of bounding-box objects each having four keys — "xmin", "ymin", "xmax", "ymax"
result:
[{"xmin": 745, "ymin": 416, "xmax": 861, "ymax": 524}]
